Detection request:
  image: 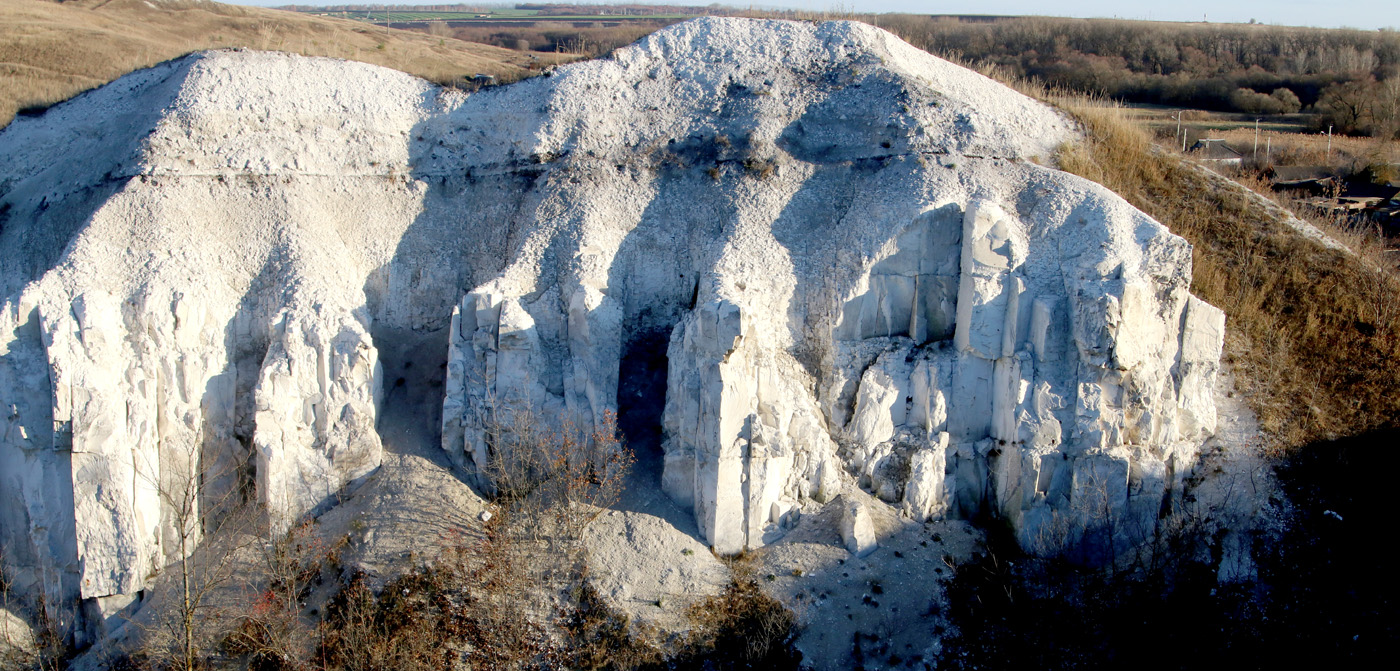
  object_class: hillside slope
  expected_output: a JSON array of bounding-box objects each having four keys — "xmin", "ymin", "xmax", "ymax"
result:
[
  {"xmin": 1057, "ymin": 102, "xmax": 1400, "ymax": 448},
  {"xmin": 0, "ymin": 0, "xmax": 569, "ymax": 128}
]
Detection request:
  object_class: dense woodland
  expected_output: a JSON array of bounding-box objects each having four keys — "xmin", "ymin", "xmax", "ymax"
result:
[
  {"xmin": 368, "ymin": 5, "xmax": 1400, "ymax": 138},
  {"xmin": 859, "ymin": 16, "xmax": 1400, "ymax": 138}
]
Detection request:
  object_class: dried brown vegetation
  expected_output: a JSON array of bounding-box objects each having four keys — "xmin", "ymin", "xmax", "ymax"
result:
[
  {"xmin": 313, "ymin": 516, "xmax": 565, "ymax": 671},
  {"xmin": 672, "ymin": 553, "xmax": 800, "ymax": 669},
  {"xmin": 481, "ymin": 409, "xmax": 634, "ymax": 544},
  {"xmin": 212, "ymin": 409, "xmax": 793, "ymax": 671},
  {"xmin": 868, "ymin": 15, "xmax": 1400, "ymax": 136},
  {"xmin": 1053, "ymin": 97, "xmax": 1400, "ymax": 449},
  {"xmin": 441, "ymin": 21, "xmax": 671, "ymax": 58}
]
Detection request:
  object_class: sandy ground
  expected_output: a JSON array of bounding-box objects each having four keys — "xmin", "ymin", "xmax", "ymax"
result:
[
  {"xmin": 759, "ymin": 494, "xmax": 980, "ymax": 670},
  {"xmin": 1188, "ymin": 368, "xmax": 1279, "ymax": 583},
  {"xmin": 580, "ymin": 428, "xmax": 981, "ymax": 670}
]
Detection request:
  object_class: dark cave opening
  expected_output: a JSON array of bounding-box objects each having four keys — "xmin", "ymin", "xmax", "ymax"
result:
[{"xmin": 614, "ymin": 329, "xmax": 672, "ymax": 489}]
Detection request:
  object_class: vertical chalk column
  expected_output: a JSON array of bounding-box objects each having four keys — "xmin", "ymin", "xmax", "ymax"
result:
[{"xmin": 948, "ymin": 200, "xmax": 1028, "ymax": 518}]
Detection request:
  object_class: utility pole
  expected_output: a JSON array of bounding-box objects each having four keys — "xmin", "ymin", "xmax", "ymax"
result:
[
  {"xmin": 1266, "ymin": 136, "xmax": 1271, "ymax": 164},
  {"xmin": 1254, "ymin": 118, "xmax": 1260, "ymax": 162},
  {"xmin": 1326, "ymin": 125, "xmax": 1333, "ymax": 163},
  {"xmin": 1173, "ymin": 111, "xmax": 1183, "ymax": 150}
]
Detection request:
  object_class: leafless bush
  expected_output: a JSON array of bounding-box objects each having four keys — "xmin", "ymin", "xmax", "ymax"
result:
[
  {"xmin": 220, "ymin": 521, "xmax": 344, "ymax": 671},
  {"xmin": 742, "ymin": 156, "xmax": 777, "ymax": 180},
  {"xmin": 0, "ymin": 549, "xmax": 35, "ymax": 671},
  {"xmin": 229, "ymin": 404, "xmax": 639, "ymax": 671},
  {"xmin": 674, "ymin": 553, "xmax": 800, "ymax": 667},
  {"xmin": 482, "ymin": 408, "xmax": 633, "ymax": 544},
  {"xmin": 562, "ymin": 580, "xmax": 664, "ymax": 671},
  {"xmin": 309, "ymin": 506, "xmax": 575, "ymax": 670}
]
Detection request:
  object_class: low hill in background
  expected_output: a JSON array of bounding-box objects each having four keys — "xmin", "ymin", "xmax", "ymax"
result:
[
  {"xmin": 0, "ymin": 0, "xmax": 571, "ymax": 128},
  {"xmin": 872, "ymin": 15, "xmax": 1400, "ymax": 135}
]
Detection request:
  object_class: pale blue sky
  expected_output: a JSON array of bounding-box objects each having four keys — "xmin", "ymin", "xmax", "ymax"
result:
[{"xmin": 228, "ymin": 1, "xmax": 1398, "ymax": 30}]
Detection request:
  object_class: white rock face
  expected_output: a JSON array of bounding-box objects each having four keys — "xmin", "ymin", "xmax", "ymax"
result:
[
  {"xmin": 254, "ymin": 307, "xmax": 383, "ymax": 532},
  {"xmin": 840, "ymin": 499, "xmax": 878, "ymax": 558},
  {"xmin": 0, "ymin": 17, "xmax": 1222, "ymax": 634},
  {"xmin": 1, "ymin": 51, "xmax": 442, "ymax": 634}
]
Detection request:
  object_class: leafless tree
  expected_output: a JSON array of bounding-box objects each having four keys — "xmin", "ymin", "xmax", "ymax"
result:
[{"xmin": 131, "ymin": 427, "xmax": 258, "ymax": 671}]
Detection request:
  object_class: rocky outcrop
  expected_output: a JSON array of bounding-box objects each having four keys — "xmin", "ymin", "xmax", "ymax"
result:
[
  {"xmin": 0, "ymin": 51, "xmax": 439, "ymax": 637},
  {"xmin": 840, "ymin": 499, "xmax": 877, "ymax": 558},
  {"xmin": 657, "ymin": 300, "xmax": 839, "ymax": 553},
  {"xmin": 0, "ymin": 17, "xmax": 1223, "ymax": 636},
  {"xmin": 827, "ymin": 199, "xmax": 1224, "ymax": 554}
]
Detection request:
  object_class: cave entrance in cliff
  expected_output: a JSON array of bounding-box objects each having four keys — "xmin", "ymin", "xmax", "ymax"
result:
[
  {"xmin": 615, "ymin": 329, "xmax": 671, "ymax": 489},
  {"xmin": 370, "ymin": 325, "xmax": 454, "ymax": 467}
]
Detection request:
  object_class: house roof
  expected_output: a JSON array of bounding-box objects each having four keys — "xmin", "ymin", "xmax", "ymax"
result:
[
  {"xmin": 1191, "ymin": 139, "xmax": 1243, "ymax": 160},
  {"xmin": 1273, "ymin": 165, "xmax": 1336, "ymax": 182}
]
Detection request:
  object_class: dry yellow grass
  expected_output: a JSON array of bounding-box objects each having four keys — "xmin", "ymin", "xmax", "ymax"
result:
[
  {"xmin": 1054, "ymin": 99, "xmax": 1400, "ymax": 449},
  {"xmin": 1204, "ymin": 126, "xmax": 1399, "ymax": 168},
  {"xmin": 0, "ymin": 0, "xmax": 573, "ymax": 128}
]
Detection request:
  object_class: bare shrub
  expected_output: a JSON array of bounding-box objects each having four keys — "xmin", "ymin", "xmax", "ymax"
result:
[
  {"xmin": 562, "ymin": 581, "xmax": 664, "ymax": 671},
  {"xmin": 284, "ymin": 406, "xmax": 638, "ymax": 671},
  {"xmin": 220, "ymin": 521, "xmax": 344, "ymax": 670},
  {"xmin": 308, "ymin": 502, "xmax": 586, "ymax": 670},
  {"xmin": 482, "ymin": 408, "xmax": 633, "ymax": 544},
  {"xmin": 673, "ymin": 554, "xmax": 800, "ymax": 668},
  {"xmin": 742, "ymin": 156, "xmax": 777, "ymax": 180},
  {"xmin": 1, "ymin": 549, "xmax": 36, "ymax": 671}
]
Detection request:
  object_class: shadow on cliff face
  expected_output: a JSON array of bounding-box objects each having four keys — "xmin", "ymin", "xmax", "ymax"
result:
[
  {"xmin": 0, "ymin": 303, "xmax": 81, "ymax": 641},
  {"xmin": 615, "ymin": 330, "xmax": 670, "ymax": 486},
  {"xmin": 0, "ymin": 57, "xmax": 204, "ymax": 641},
  {"xmin": 583, "ymin": 163, "xmax": 733, "ymax": 540},
  {"xmin": 0, "ymin": 56, "xmax": 200, "ymax": 298},
  {"xmin": 364, "ymin": 83, "xmax": 558, "ymax": 472},
  {"xmin": 217, "ymin": 250, "xmax": 289, "ymax": 511},
  {"xmin": 938, "ymin": 429, "xmax": 1400, "ymax": 669}
]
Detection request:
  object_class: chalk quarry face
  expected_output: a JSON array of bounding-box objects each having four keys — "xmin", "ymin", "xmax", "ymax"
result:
[{"xmin": 0, "ymin": 18, "xmax": 1223, "ymax": 630}]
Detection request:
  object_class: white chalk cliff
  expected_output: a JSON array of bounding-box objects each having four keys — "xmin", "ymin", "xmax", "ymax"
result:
[{"xmin": 0, "ymin": 17, "xmax": 1223, "ymax": 633}]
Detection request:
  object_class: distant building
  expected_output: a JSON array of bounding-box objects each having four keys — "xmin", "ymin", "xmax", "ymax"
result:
[
  {"xmin": 1271, "ymin": 165, "xmax": 1340, "ymax": 197},
  {"xmin": 1271, "ymin": 165, "xmax": 1336, "ymax": 182},
  {"xmin": 1190, "ymin": 139, "xmax": 1243, "ymax": 167}
]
